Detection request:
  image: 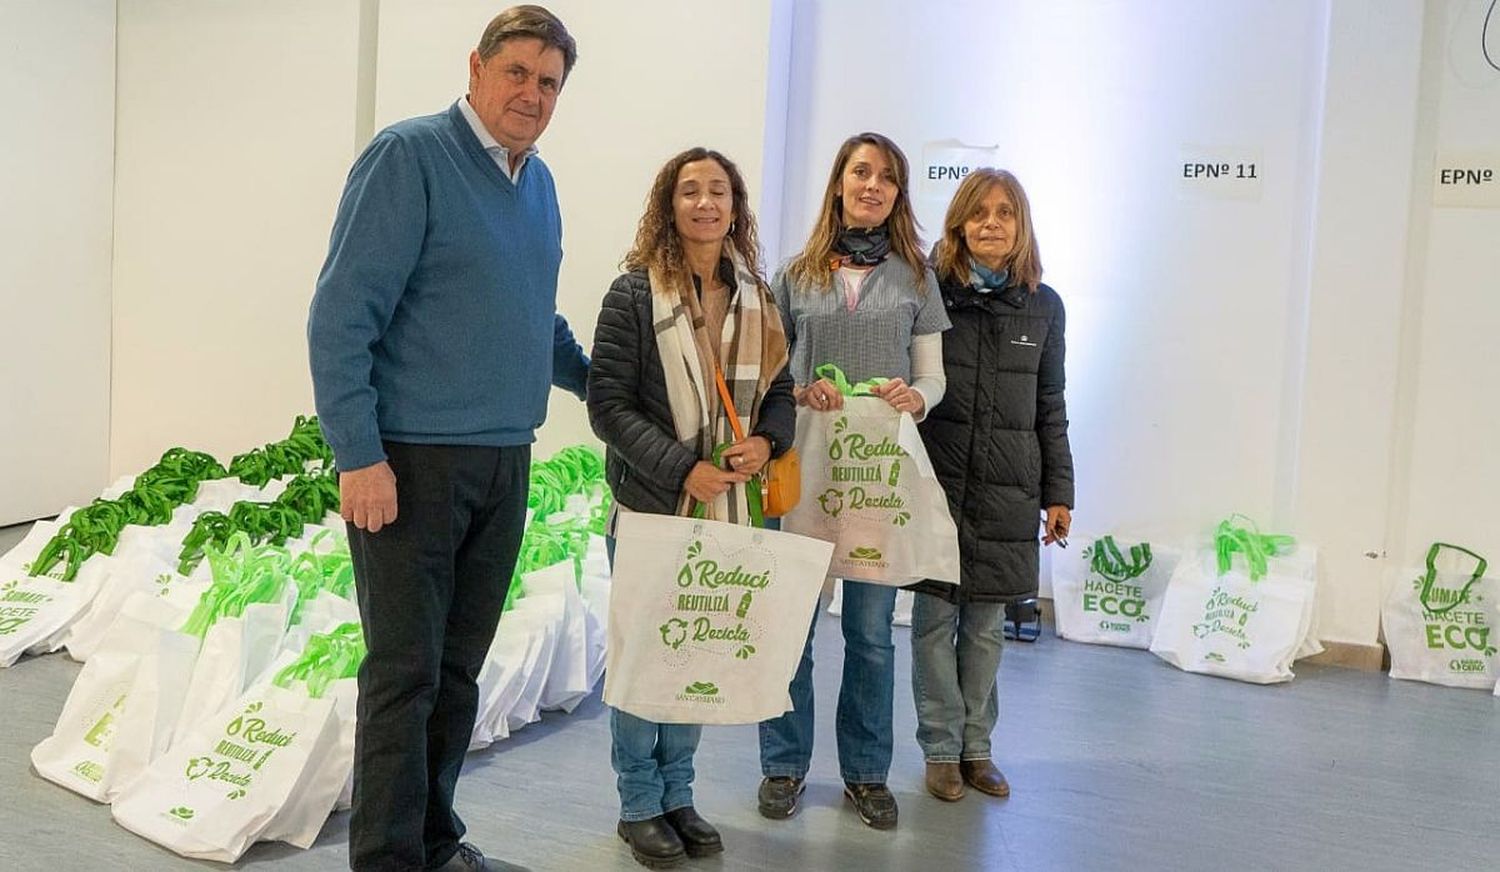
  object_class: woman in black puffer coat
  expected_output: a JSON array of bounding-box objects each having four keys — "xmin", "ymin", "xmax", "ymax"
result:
[{"xmin": 909, "ymin": 168, "xmax": 1074, "ymax": 803}]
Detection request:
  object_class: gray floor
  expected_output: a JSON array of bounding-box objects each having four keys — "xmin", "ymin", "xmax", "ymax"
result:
[{"xmin": 3, "ymin": 520, "xmax": 1499, "ymax": 872}]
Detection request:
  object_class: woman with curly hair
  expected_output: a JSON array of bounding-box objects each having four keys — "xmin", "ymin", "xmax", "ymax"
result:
[
  {"xmin": 587, "ymin": 147, "xmax": 796, "ymax": 868},
  {"xmin": 757, "ymin": 132, "xmax": 950, "ymax": 831}
]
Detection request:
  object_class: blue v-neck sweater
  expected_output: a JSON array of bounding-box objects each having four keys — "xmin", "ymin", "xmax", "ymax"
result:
[{"xmin": 309, "ymin": 103, "xmax": 577, "ymax": 471}]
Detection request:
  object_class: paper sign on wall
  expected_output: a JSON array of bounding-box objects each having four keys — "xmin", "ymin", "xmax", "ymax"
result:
[
  {"xmin": 1178, "ymin": 145, "xmax": 1263, "ymax": 202},
  {"xmin": 919, "ymin": 140, "xmax": 1001, "ymax": 202},
  {"xmin": 1433, "ymin": 151, "xmax": 1500, "ymax": 208}
]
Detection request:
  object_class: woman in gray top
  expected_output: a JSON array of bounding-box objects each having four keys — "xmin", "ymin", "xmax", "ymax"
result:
[{"xmin": 756, "ymin": 132, "xmax": 950, "ymax": 831}]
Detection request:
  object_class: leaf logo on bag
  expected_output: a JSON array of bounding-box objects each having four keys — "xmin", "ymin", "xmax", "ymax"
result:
[
  {"xmin": 168, "ymin": 806, "xmax": 195, "ymax": 821},
  {"xmin": 677, "ymin": 679, "xmax": 726, "ymax": 705},
  {"xmin": 849, "ymin": 547, "xmax": 882, "ymax": 561}
]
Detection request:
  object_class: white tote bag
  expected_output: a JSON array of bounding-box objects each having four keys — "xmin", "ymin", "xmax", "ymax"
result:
[
  {"xmin": 524, "ymin": 562, "xmax": 594, "ymax": 713},
  {"xmin": 260, "ymin": 676, "xmax": 357, "ymax": 849},
  {"xmin": 604, "ymin": 512, "xmax": 833, "ymax": 724},
  {"xmin": 111, "ymin": 664, "xmax": 341, "ymax": 863},
  {"xmin": 1150, "ymin": 545, "xmax": 1319, "ymax": 685},
  {"xmin": 172, "ymin": 593, "xmax": 294, "ymax": 740},
  {"xmin": 0, "ymin": 558, "xmax": 110, "ymax": 667},
  {"xmin": 503, "ymin": 594, "xmax": 562, "ymax": 730},
  {"xmin": 1383, "ymin": 542, "xmax": 1500, "ymax": 690},
  {"xmin": 1052, "ymin": 533, "xmax": 1181, "ymax": 649},
  {"xmin": 470, "ymin": 630, "xmax": 533, "ymax": 749},
  {"xmin": 31, "ymin": 592, "xmax": 199, "ymax": 801},
  {"xmin": 781, "ymin": 399, "xmax": 959, "ymax": 586}
]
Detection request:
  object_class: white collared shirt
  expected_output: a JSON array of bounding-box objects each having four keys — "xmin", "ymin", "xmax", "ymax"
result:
[{"xmin": 457, "ymin": 96, "xmax": 537, "ymax": 183}]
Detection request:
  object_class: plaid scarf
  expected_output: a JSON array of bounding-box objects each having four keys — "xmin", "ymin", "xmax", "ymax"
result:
[{"xmin": 650, "ymin": 251, "xmax": 789, "ymax": 522}]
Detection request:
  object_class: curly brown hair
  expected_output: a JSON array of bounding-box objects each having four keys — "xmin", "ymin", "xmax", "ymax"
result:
[
  {"xmin": 623, "ymin": 148, "xmax": 766, "ymax": 294},
  {"xmin": 786, "ymin": 132, "xmax": 926, "ymax": 290}
]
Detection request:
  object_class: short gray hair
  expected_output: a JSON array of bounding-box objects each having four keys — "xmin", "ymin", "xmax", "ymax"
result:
[{"xmin": 477, "ymin": 5, "xmax": 578, "ymax": 82}]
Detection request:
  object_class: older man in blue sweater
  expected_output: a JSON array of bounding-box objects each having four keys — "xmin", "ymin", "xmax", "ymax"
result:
[{"xmin": 307, "ymin": 7, "xmax": 584, "ymax": 872}]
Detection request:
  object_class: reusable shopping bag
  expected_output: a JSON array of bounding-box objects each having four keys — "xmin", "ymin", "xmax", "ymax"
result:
[
  {"xmin": 1149, "ymin": 517, "xmax": 1320, "ymax": 684},
  {"xmin": 1382, "ymin": 542, "xmax": 1500, "ymax": 689},
  {"xmin": 604, "ymin": 512, "xmax": 833, "ymax": 724},
  {"xmin": 781, "ymin": 365, "xmax": 959, "ymax": 586},
  {"xmin": 1052, "ymin": 533, "xmax": 1181, "ymax": 649}
]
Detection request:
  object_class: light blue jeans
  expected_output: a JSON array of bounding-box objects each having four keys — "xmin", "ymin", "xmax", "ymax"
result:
[
  {"xmin": 606, "ymin": 534, "xmax": 702, "ymax": 821},
  {"xmin": 758, "ymin": 580, "xmax": 899, "ymax": 784},
  {"xmin": 909, "ymin": 592, "xmax": 1006, "ymax": 762}
]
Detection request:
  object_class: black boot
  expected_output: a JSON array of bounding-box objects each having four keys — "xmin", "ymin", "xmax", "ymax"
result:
[
  {"xmin": 664, "ymin": 806, "xmax": 723, "ymax": 857},
  {"xmin": 617, "ymin": 817, "xmax": 687, "ymax": 869}
]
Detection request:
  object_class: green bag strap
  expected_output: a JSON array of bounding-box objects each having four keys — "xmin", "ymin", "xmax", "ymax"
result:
[
  {"xmin": 813, "ymin": 363, "xmax": 889, "ymax": 397},
  {"xmin": 1089, "ymin": 535, "xmax": 1153, "ymax": 583},
  {"xmin": 1214, "ymin": 515, "xmax": 1295, "ymax": 582},
  {"xmin": 1415, "ymin": 542, "xmax": 1489, "ymax": 616},
  {"xmin": 273, "ymin": 622, "xmax": 365, "ymax": 699},
  {"xmin": 179, "ymin": 533, "xmax": 292, "ymax": 637}
]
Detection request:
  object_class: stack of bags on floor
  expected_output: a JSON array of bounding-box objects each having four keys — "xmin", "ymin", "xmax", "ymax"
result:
[
  {"xmin": 1, "ymin": 418, "xmax": 335, "ymax": 668},
  {"xmin": 1381, "ymin": 541, "xmax": 1500, "ymax": 695},
  {"xmin": 1, "ymin": 425, "xmax": 614, "ymax": 863},
  {"xmin": 1051, "ymin": 515, "xmax": 1323, "ymax": 685}
]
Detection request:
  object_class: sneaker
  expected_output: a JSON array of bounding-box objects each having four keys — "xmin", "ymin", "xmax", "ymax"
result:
[
  {"xmin": 843, "ymin": 782, "xmax": 898, "ymax": 830},
  {"xmin": 757, "ymin": 775, "xmax": 806, "ymax": 819}
]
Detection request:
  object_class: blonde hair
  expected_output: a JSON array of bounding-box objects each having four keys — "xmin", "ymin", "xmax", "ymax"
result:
[
  {"xmin": 786, "ymin": 132, "xmax": 926, "ymax": 290},
  {"xmin": 931, "ymin": 168, "xmax": 1041, "ymax": 292},
  {"xmin": 622, "ymin": 148, "xmax": 766, "ymax": 294}
]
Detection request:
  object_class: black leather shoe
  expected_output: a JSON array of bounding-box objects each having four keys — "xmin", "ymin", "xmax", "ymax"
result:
[
  {"xmin": 617, "ymin": 817, "xmax": 687, "ymax": 869},
  {"xmin": 433, "ymin": 843, "xmax": 531, "ymax": 871},
  {"xmin": 843, "ymin": 782, "xmax": 898, "ymax": 830},
  {"xmin": 663, "ymin": 806, "xmax": 723, "ymax": 857},
  {"xmin": 758, "ymin": 776, "xmax": 806, "ymax": 819}
]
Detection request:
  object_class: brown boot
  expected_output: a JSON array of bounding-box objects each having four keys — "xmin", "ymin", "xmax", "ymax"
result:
[
  {"xmin": 924, "ymin": 762, "xmax": 965, "ymax": 801},
  {"xmin": 960, "ymin": 759, "xmax": 1010, "ymax": 797}
]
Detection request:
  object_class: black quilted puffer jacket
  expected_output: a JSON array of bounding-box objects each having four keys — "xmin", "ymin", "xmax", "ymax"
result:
[
  {"xmin": 910, "ymin": 276, "xmax": 1075, "ymax": 603},
  {"xmin": 586, "ymin": 268, "xmax": 796, "ymax": 515}
]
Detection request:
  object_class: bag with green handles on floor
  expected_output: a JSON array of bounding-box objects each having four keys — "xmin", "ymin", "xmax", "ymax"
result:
[
  {"xmin": 111, "ymin": 646, "xmax": 349, "ymax": 862},
  {"xmin": 1052, "ymin": 532, "xmax": 1182, "ymax": 649},
  {"xmin": 1149, "ymin": 516, "xmax": 1322, "ymax": 684},
  {"xmin": 780, "ymin": 364, "xmax": 960, "ymax": 586},
  {"xmin": 1382, "ymin": 542, "xmax": 1500, "ymax": 690},
  {"xmin": 30, "ymin": 590, "xmax": 199, "ymax": 803}
]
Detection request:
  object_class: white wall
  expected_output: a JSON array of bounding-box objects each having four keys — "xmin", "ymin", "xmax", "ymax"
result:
[
  {"xmin": 0, "ymin": 0, "xmax": 115, "ymax": 525},
  {"xmin": 372, "ymin": 0, "xmax": 790, "ymax": 457},
  {"xmin": 105, "ymin": 0, "xmax": 788, "ymax": 475},
  {"xmin": 109, "ymin": 0, "xmax": 365, "ymax": 476},
  {"xmin": 1291, "ymin": 1, "xmax": 1425, "ymax": 643},
  {"xmin": 1392, "ymin": 0, "xmax": 1500, "ymax": 586}
]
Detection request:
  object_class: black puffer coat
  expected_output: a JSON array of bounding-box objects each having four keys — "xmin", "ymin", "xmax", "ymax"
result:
[
  {"xmin": 911, "ymin": 277, "xmax": 1074, "ymax": 603},
  {"xmin": 587, "ymin": 268, "xmax": 796, "ymax": 515}
]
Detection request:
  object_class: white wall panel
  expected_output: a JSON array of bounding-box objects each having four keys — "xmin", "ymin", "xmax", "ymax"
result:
[
  {"xmin": 0, "ymin": 0, "xmax": 115, "ymax": 524},
  {"xmin": 110, "ymin": 0, "xmax": 364, "ymax": 476}
]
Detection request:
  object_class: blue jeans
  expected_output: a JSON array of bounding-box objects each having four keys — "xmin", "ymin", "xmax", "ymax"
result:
[
  {"xmin": 910, "ymin": 592, "xmax": 1005, "ymax": 762},
  {"xmin": 758, "ymin": 580, "xmax": 897, "ymax": 784},
  {"xmin": 606, "ymin": 535, "xmax": 703, "ymax": 821}
]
